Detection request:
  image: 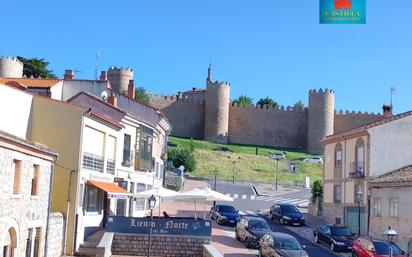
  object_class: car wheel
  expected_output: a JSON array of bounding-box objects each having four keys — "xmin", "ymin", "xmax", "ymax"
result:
[
  {"xmin": 330, "ymin": 243, "xmax": 335, "ymax": 252},
  {"xmin": 314, "ymin": 234, "xmax": 319, "ymax": 243},
  {"xmin": 216, "ymin": 217, "xmax": 221, "ymax": 225},
  {"xmin": 351, "ymin": 251, "xmax": 358, "ymax": 257},
  {"xmin": 244, "ymin": 238, "xmax": 252, "ymax": 248},
  {"xmin": 279, "ymin": 218, "xmax": 285, "ymax": 225}
]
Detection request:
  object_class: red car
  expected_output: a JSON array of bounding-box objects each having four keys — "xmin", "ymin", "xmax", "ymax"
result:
[{"xmin": 352, "ymin": 237, "xmax": 406, "ymax": 257}]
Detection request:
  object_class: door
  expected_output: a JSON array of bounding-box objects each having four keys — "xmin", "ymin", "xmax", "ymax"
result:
[
  {"xmin": 102, "ymin": 193, "xmax": 109, "ymax": 227},
  {"xmin": 273, "ymin": 205, "xmax": 281, "ymax": 221}
]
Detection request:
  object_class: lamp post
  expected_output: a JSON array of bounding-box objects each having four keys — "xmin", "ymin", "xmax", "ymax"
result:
[
  {"xmin": 213, "ymin": 169, "xmax": 219, "ymax": 206},
  {"xmin": 356, "ymin": 188, "xmax": 364, "ymax": 238},
  {"xmin": 227, "ymin": 156, "xmax": 241, "ymax": 184},
  {"xmin": 147, "ymin": 194, "xmax": 157, "ymax": 257},
  {"xmin": 269, "ymin": 151, "xmax": 283, "ymax": 190},
  {"xmin": 384, "ymin": 226, "xmax": 398, "ymax": 257}
]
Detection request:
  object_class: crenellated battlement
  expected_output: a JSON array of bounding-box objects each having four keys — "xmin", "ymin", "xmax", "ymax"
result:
[
  {"xmin": 0, "ymin": 55, "xmax": 24, "ymax": 78},
  {"xmin": 335, "ymin": 109, "xmax": 382, "ymax": 116},
  {"xmin": 230, "ymin": 102, "xmax": 307, "ymax": 113},
  {"xmin": 309, "ymin": 88, "xmax": 334, "ymax": 95},
  {"xmin": 107, "ymin": 66, "xmax": 133, "ymax": 73},
  {"xmin": 0, "ymin": 55, "xmax": 23, "ymax": 65}
]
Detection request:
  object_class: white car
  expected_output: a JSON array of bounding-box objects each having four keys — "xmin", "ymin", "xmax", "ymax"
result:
[
  {"xmin": 270, "ymin": 153, "xmax": 286, "ymax": 160},
  {"xmin": 303, "ymin": 157, "xmax": 323, "ymax": 164}
]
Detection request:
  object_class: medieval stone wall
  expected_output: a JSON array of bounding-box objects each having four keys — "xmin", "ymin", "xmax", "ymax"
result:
[
  {"xmin": 334, "ymin": 110, "xmax": 382, "ymax": 134},
  {"xmin": 228, "ymin": 104, "xmax": 308, "ymax": 148},
  {"xmin": 149, "ymin": 95, "xmax": 205, "ymax": 139}
]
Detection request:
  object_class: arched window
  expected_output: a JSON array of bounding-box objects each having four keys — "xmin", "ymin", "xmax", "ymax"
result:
[
  {"xmin": 355, "ymin": 138, "xmax": 365, "ymax": 176},
  {"xmin": 4, "ymin": 227, "xmax": 17, "ymax": 257},
  {"xmin": 334, "ymin": 143, "xmax": 342, "ymax": 168}
]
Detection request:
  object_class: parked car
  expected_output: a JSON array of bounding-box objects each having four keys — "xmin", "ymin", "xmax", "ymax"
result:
[
  {"xmin": 259, "ymin": 232, "xmax": 308, "ymax": 257},
  {"xmin": 235, "ymin": 216, "xmax": 271, "ymax": 248},
  {"xmin": 302, "ymin": 156, "xmax": 323, "ymax": 164},
  {"xmin": 352, "ymin": 237, "xmax": 406, "ymax": 257},
  {"xmin": 210, "ymin": 204, "xmax": 240, "ymax": 225},
  {"xmin": 313, "ymin": 224, "xmax": 355, "ymax": 252},
  {"xmin": 270, "ymin": 152, "xmax": 286, "ymax": 160},
  {"xmin": 213, "ymin": 146, "xmax": 233, "ymax": 152},
  {"xmin": 269, "ymin": 203, "xmax": 305, "ymax": 226}
]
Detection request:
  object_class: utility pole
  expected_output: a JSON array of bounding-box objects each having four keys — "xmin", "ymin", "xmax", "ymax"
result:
[{"xmin": 227, "ymin": 156, "xmax": 241, "ymax": 184}]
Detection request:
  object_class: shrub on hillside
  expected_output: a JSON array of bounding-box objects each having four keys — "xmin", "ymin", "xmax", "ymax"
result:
[
  {"xmin": 312, "ymin": 180, "xmax": 323, "ymax": 199},
  {"xmin": 168, "ymin": 148, "xmax": 196, "ymax": 173}
]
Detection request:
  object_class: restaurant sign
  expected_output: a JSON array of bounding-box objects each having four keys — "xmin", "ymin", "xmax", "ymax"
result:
[
  {"xmin": 320, "ymin": 0, "xmax": 366, "ymax": 24},
  {"xmin": 107, "ymin": 216, "xmax": 212, "ymax": 237}
]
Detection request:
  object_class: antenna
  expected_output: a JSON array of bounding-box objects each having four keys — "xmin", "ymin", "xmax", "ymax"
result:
[
  {"xmin": 95, "ymin": 52, "xmax": 100, "ymax": 80},
  {"xmin": 390, "ymin": 86, "xmax": 397, "ymax": 111}
]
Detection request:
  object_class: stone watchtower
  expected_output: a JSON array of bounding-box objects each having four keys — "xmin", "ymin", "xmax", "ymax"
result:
[
  {"xmin": 307, "ymin": 89, "xmax": 335, "ymax": 154},
  {"xmin": 0, "ymin": 56, "xmax": 23, "ymax": 78},
  {"xmin": 107, "ymin": 67, "xmax": 134, "ymax": 95},
  {"xmin": 204, "ymin": 65, "xmax": 230, "ymax": 143}
]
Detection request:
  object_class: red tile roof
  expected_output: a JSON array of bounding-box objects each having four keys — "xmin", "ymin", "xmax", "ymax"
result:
[
  {"xmin": 0, "ymin": 78, "xmax": 62, "ymax": 88},
  {"xmin": 370, "ymin": 165, "xmax": 412, "ymax": 185}
]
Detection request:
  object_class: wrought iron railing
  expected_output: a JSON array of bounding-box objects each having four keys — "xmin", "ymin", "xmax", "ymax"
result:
[
  {"xmin": 349, "ymin": 161, "xmax": 365, "ymax": 178},
  {"xmin": 82, "ymin": 152, "xmax": 104, "ymax": 172},
  {"xmin": 106, "ymin": 158, "xmax": 115, "ymax": 174}
]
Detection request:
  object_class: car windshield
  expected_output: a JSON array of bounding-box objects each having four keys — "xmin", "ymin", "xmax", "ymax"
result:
[
  {"xmin": 275, "ymin": 238, "xmax": 302, "ymax": 250},
  {"xmin": 374, "ymin": 241, "xmax": 402, "ymax": 255},
  {"xmin": 331, "ymin": 227, "xmax": 352, "ymax": 236},
  {"xmin": 218, "ymin": 205, "xmax": 236, "ymax": 213},
  {"xmin": 248, "ymin": 220, "xmax": 269, "ymax": 230},
  {"xmin": 280, "ymin": 205, "xmax": 299, "ymax": 213}
]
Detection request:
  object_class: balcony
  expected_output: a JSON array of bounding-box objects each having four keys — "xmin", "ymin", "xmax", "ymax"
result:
[
  {"xmin": 106, "ymin": 158, "xmax": 115, "ymax": 175},
  {"xmin": 349, "ymin": 161, "xmax": 365, "ymax": 178},
  {"xmin": 82, "ymin": 152, "xmax": 104, "ymax": 173}
]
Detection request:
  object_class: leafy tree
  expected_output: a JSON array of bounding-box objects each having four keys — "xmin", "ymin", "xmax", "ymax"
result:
[
  {"xmin": 256, "ymin": 97, "xmax": 278, "ymax": 108},
  {"xmin": 134, "ymin": 86, "xmax": 150, "ymax": 105},
  {"xmin": 232, "ymin": 95, "xmax": 253, "ymax": 107},
  {"xmin": 168, "ymin": 148, "xmax": 196, "ymax": 172},
  {"xmin": 17, "ymin": 56, "xmax": 57, "ymax": 78},
  {"xmin": 312, "ymin": 180, "xmax": 323, "ymax": 199},
  {"xmin": 293, "ymin": 100, "xmax": 305, "ymax": 111}
]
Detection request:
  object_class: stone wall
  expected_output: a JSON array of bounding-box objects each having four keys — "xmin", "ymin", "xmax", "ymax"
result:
[
  {"xmin": 149, "ymin": 96, "xmax": 205, "ymax": 139},
  {"xmin": 0, "ymin": 55, "xmax": 23, "ymax": 78},
  {"xmin": 334, "ymin": 111, "xmax": 381, "ymax": 134},
  {"xmin": 322, "ymin": 203, "xmax": 344, "ymax": 225},
  {"xmin": 228, "ymin": 104, "xmax": 308, "ymax": 149},
  {"xmin": 112, "ymin": 233, "xmax": 211, "ymax": 257},
  {"xmin": 46, "ymin": 212, "xmax": 64, "ymax": 257}
]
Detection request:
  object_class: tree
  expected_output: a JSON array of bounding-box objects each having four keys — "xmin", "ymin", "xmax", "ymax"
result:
[
  {"xmin": 17, "ymin": 56, "xmax": 57, "ymax": 78},
  {"xmin": 312, "ymin": 180, "xmax": 323, "ymax": 199},
  {"xmin": 293, "ymin": 100, "xmax": 305, "ymax": 111},
  {"xmin": 256, "ymin": 97, "xmax": 278, "ymax": 108},
  {"xmin": 168, "ymin": 148, "xmax": 197, "ymax": 172},
  {"xmin": 134, "ymin": 86, "xmax": 150, "ymax": 105},
  {"xmin": 232, "ymin": 95, "xmax": 253, "ymax": 107}
]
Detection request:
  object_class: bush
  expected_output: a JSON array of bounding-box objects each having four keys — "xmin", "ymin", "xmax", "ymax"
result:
[
  {"xmin": 168, "ymin": 148, "xmax": 197, "ymax": 173},
  {"xmin": 312, "ymin": 180, "xmax": 323, "ymax": 199}
]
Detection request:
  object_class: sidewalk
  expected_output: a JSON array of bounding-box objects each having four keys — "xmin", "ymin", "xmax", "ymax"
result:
[{"xmin": 159, "ymin": 179, "xmax": 256, "ymax": 256}]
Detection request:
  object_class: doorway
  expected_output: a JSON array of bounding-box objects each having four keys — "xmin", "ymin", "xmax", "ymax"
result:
[{"xmin": 4, "ymin": 228, "xmax": 17, "ymax": 257}]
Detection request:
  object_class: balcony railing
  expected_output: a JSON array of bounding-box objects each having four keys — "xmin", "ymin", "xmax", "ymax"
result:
[
  {"xmin": 82, "ymin": 152, "xmax": 104, "ymax": 173},
  {"xmin": 107, "ymin": 158, "xmax": 115, "ymax": 175},
  {"xmin": 349, "ymin": 161, "xmax": 365, "ymax": 178}
]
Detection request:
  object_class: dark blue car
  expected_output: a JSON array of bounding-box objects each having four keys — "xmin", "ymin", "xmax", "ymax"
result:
[
  {"xmin": 314, "ymin": 224, "xmax": 355, "ymax": 252},
  {"xmin": 210, "ymin": 204, "xmax": 240, "ymax": 225},
  {"xmin": 269, "ymin": 203, "xmax": 305, "ymax": 226}
]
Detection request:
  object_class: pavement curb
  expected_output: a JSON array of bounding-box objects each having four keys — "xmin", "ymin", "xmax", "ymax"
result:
[{"xmin": 252, "ymin": 185, "xmax": 261, "ymax": 196}]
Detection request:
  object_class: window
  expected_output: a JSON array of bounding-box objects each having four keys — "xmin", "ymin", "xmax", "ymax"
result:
[
  {"xmin": 31, "ymin": 165, "xmax": 40, "ymax": 196},
  {"xmin": 335, "ymin": 143, "xmax": 342, "ymax": 168},
  {"xmin": 134, "ymin": 183, "xmax": 146, "ymax": 211},
  {"xmin": 122, "ymin": 134, "xmax": 132, "ymax": 166},
  {"xmin": 373, "ymin": 197, "xmax": 382, "ymax": 217},
  {"xmin": 13, "ymin": 160, "xmax": 21, "ymax": 195},
  {"xmin": 355, "ymin": 139, "xmax": 365, "ymax": 175},
  {"xmin": 389, "ymin": 197, "xmax": 399, "ymax": 218},
  {"xmin": 354, "ymin": 183, "xmax": 363, "ymax": 203},
  {"xmin": 84, "ymin": 185, "xmax": 102, "ymax": 213},
  {"xmin": 138, "ymin": 126, "xmax": 153, "ymax": 171},
  {"xmin": 334, "ymin": 185, "xmax": 341, "ymax": 203}
]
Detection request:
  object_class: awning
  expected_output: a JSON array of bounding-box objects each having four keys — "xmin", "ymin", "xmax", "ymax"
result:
[{"xmin": 87, "ymin": 180, "xmax": 132, "ymax": 199}]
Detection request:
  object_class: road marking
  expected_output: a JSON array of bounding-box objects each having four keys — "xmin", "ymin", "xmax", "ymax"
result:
[
  {"xmin": 256, "ymin": 196, "xmax": 273, "ymax": 200},
  {"xmin": 287, "ymin": 199, "xmax": 306, "ymax": 204},
  {"xmin": 233, "ymin": 194, "xmax": 239, "ymax": 199},
  {"xmin": 250, "ymin": 195, "xmax": 256, "ymax": 200},
  {"xmin": 269, "ymin": 197, "xmax": 291, "ymax": 202},
  {"xmin": 238, "ymin": 211, "xmax": 246, "ymax": 215},
  {"xmin": 242, "ymin": 194, "xmax": 247, "ymax": 199},
  {"xmin": 225, "ymin": 193, "xmax": 231, "ymax": 197}
]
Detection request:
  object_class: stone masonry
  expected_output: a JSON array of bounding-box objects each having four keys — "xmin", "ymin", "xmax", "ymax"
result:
[
  {"xmin": 46, "ymin": 212, "xmax": 64, "ymax": 257},
  {"xmin": 112, "ymin": 234, "xmax": 211, "ymax": 257}
]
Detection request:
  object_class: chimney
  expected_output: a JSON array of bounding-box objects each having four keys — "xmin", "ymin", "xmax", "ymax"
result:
[
  {"xmin": 382, "ymin": 104, "xmax": 392, "ymax": 119},
  {"xmin": 100, "ymin": 71, "xmax": 107, "ymax": 81},
  {"xmin": 108, "ymin": 94, "xmax": 117, "ymax": 107},
  {"xmin": 64, "ymin": 70, "xmax": 75, "ymax": 80},
  {"xmin": 127, "ymin": 80, "xmax": 135, "ymax": 99}
]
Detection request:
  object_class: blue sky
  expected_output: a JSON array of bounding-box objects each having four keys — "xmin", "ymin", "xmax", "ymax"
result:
[{"xmin": 2, "ymin": 0, "xmax": 411, "ymax": 114}]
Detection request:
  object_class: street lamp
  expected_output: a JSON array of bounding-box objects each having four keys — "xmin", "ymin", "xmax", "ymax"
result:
[
  {"xmin": 384, "ymin": 226, "xmax": 398, "ymax": 257},
  {"xmin": 227, "ymin": 156, "xmax": 241, "ymax": 184},
  {"xmin": 147, "ymin": 194, "xmax": 157, "ymax": 257},
  {"xmin": 213, "ymin": 169, "xmax": 218, "ymax": 206},
  {"xmin": 269, "ymin": 151, "xmax": 283, "ymax": 190},
  {"xmin": 356, "ymin": 188, "xmax": 364, "ymax": 237}
]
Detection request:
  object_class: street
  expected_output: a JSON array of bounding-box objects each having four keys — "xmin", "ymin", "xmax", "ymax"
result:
[{"xmin": 213, "ymin": 181, "xmax": 346, "ymax": 257}]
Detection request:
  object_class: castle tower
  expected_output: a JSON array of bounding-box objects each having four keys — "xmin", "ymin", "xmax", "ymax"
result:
[
  {"xmin": 204, "ymin": 67, "xmax": 230, "ymax": 143},
  {"xmin": 0, "ymin": 55, "xmax": 23, "ymax": 78},
  {"xmin": 107, "ymin": 67, "xmax": 134, "ymax": 95},
  {"xmin": 307, "ymin": 88, "xmax": 335, "ymax": 154}
]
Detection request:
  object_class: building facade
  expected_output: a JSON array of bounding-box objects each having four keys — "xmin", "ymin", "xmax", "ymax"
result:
[
  {"xmin": 321, "ymin": 107, "xmax": 412, "ymax": 236},
  {"xmin": 0, "ymin": 131, "xmax": 57, "ymax": 257}
]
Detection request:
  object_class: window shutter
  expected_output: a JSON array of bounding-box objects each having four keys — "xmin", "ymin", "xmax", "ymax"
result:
[
  {"xmin": 13, "ymin": 160, "xmax": 21, "ymax": 194},
  {"xmin": 31, "ymin": 165, "xmax": 40, "ymax": 196}
]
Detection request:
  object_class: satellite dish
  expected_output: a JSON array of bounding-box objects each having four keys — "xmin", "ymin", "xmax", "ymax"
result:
[{"xmin": 101, "ymin": 91, "xmax": 108, "ymax": 101}]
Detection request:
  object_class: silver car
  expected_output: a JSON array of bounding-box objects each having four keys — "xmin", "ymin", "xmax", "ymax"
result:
[{"xmin": 259, "ymin": 232, "xmax": 308, "ymax": 257}]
